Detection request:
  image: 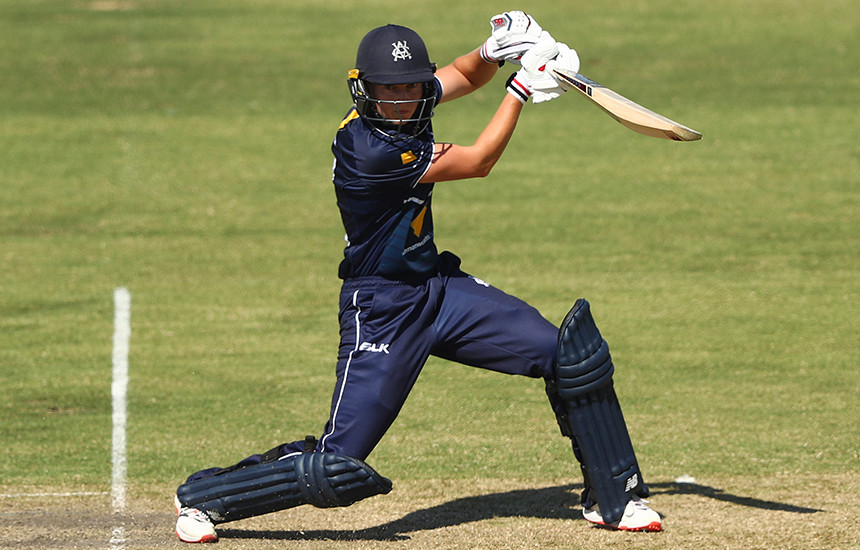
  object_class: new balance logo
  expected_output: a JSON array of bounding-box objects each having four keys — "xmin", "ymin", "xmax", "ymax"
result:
[
  {"xmin": 359, "ymin": 342, "xmax": 390, "ymax": 354},
  {"xmin": 625, "ymin": 473, "xmax": 639, "ymax": 492}
]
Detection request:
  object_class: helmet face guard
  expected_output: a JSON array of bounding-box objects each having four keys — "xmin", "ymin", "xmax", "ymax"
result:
[
  {"xmin": 348, "ymin": 73, "xmax": 436, "ymax": 137},
  {"xmin": 348, "ymin": 24, "xmax": 437, "ymax": 138}
]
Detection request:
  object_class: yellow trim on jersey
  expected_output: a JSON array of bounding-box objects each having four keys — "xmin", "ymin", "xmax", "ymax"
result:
[
  {"xmin": 410, "ymin": 205, "xmax": 427, "ymax": 236},
  {"xmin": 338, "ymin": 108, "xmax": 360, "ymax": 130},
  {"xmin": 401, "ymin": 150, "xmax": 417, "ymax": 164}
]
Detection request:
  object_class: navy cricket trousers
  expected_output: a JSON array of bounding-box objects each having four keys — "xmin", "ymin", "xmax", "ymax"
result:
[{"xmin": 317, "ymin": 252, "xmax": 558, "ymax": 460}]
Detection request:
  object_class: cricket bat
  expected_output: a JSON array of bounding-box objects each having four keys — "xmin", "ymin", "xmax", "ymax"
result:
[{"xmin": 551, "ymin": 67, "xmax": 702, "ymax": 142}]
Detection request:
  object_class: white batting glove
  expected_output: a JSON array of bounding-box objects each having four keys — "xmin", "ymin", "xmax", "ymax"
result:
[
  {"xmin": 481, "ymin": 11, "xmax": 550, "ymax": 66},
  {"xmin": 518, "ymin": 35, "xmax": 560, "ymax": 104},
  {"xmin": 532, "ymin": 42, "xmax": 581, "ymax": 103}
]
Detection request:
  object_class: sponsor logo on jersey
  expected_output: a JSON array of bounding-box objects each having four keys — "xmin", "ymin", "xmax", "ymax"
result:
[
  {"xmin": 401, "ymin": 150, "xmax": 417, "ymax": 164},
  {"xmin": 359, "ymin": 342, "xmax": 390, "ymax": 354}
]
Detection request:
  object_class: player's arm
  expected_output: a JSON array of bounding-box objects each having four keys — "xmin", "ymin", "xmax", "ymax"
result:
[
  {"xmin": 419, "ymin": 11, "xmax": 569, "ymax": 183},
  {"xmin": 419, "ymin": 92, "xmax": 524, "ymax": 183},
  {"xmin": 420, "ymin": 34, "xmax": 565, "ymax": 183},
  {"xmin": 420, "ymin": 45, "xmax": 524, "ymax": 182},
  {"xmin": 434, "ymin": 48, "xmax": 499, "ymax": 104}
]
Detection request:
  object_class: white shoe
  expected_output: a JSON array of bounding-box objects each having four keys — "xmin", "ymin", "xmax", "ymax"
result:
[
  {"xmin": 175, "ymin": 495, "xmax": 218, "ymax": 543},
  {"xmin": 583, "ymin": 496, "xmax": 662, "ymax": 532}
]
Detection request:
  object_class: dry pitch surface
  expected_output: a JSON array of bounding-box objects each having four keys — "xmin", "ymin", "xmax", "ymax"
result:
[{"xmin": 2, "ymin": 474, "xmax": 857, "ymax": 549}]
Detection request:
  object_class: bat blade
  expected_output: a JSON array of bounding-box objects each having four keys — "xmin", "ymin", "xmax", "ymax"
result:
[{"xmin": 552, "ymin": 68, "xmax": 702, "ymax": 142}]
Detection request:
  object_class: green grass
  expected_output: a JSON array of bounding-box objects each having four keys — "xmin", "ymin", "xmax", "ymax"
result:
[{"xmin": 1, "ymin": 0, "xmax": 857, "ymax": 517}]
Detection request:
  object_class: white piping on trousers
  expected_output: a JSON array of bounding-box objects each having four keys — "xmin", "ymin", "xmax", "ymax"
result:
[{"xmin": 320, "ymin": 289, "xmax": 361, "ymax": 452}]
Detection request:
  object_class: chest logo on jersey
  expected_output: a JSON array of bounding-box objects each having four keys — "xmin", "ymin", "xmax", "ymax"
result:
[
  {"xmin": 401, "ymin": 150, "xmax": 417, "ymax": 164},
  {"xmin": 359, "ymin": 341, "xmax": 390, "ymax": 354}
]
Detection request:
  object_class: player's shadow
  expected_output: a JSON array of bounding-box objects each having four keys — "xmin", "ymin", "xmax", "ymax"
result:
[
  {"xmin": 218, "ymin": 481, "xmax": 822, "ymax": 542},
  {"xmin": 648, "ymin": 481, "xmax": 823, "ymax": 514}
]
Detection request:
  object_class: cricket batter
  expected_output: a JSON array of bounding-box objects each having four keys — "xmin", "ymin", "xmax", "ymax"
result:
[{"xmin": 174, "ymin": 12, "xmax": 661, "ymax": 543}]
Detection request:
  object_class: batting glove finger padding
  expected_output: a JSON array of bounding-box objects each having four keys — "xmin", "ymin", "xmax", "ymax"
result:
[
  {"xmin": 481, "ymin": 11, "xmax": 549, "ymax": 66},
  {"xmin": 519, "ymin": 35, "xmax": 561, "ymax": 103},
  {"xmin": 533, "ymin": 42, "xmax": 581, "ymax": 103}
]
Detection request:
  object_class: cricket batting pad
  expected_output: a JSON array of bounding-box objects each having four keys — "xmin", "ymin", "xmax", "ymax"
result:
[
  {"xmin": 175, "ymin": 452, "xmax": 392, "ymax": 523},
  {"xmin": 556, "ymin": 299, "xmax": 648, "ymax": 525}
]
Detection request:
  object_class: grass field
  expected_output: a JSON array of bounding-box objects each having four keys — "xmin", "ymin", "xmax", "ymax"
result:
[{"xmin": 1, "ymin": 0, "xmax": 857, "ymax": 548}]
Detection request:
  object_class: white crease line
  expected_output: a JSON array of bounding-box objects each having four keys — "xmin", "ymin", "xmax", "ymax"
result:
[
  {"xmin": 111, "ymin": 287, "xmax": 131, "ymax": 548},
  {"xmin": 0, "ymin": 491, "xmax": 109, "ymax": 498},
  {"xmin": 111, "ymin": 287, "xmax": 131, "ymax": 513}
]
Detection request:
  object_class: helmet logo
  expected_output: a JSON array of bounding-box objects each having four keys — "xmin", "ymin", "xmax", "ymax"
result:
[{"xmin": 391, "ymin": 40, "xmax": 412, "ymax": 62}]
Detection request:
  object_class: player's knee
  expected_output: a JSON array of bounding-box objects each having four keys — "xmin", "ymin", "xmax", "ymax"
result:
[
  {"xmin": 295, "ymin": 452, "xmax": 392, "ymax": 508},
  {"xmin": 556, "ymin": 299, "xmax": 614, "ymax": 396}
]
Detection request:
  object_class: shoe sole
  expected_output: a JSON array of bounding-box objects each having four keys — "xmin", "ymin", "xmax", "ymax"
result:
[
  {"xmin": 586, "ymin": 518, "xmax": 663, "ymax": 532},
  {"xmin": 176, "ymin": 529, "xmax": 218, "ymax": 544},
  {"xmin": 618, "ymin": 521, "xmax": 662, "ymax": 532}
]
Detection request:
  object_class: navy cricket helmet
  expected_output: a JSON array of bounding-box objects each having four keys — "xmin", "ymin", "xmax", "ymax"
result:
[{"xmin": 348, "ymin": 24, "xmax": 437, "ymax": 136}]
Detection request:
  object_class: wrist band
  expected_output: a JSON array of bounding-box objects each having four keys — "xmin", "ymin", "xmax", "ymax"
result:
[
  {"xmin": 480, "ymin": 41, "xmax": 506, "ymax": 67},
  {"xmin": 506, "ymin": 73, "xmax": 530, "ymax": 103}
]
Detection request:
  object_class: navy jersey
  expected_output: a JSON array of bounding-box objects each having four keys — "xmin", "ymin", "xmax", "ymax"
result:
[{"xmin": 332, "ymin": 81, "xmax": 444, "ymax": 279}]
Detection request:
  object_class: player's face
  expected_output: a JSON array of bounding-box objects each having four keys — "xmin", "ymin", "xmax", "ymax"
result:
[{"xmin": 369, "ymin": 83, "xmax": 424, "ymax": 124}]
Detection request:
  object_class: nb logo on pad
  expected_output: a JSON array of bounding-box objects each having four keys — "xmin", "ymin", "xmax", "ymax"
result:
[{"xmin": 625, "ymin": 473, "xmax": 639, "ymax": 492}]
